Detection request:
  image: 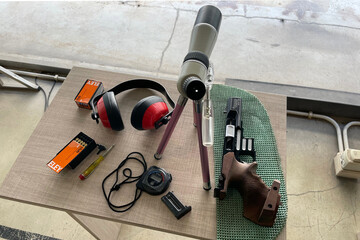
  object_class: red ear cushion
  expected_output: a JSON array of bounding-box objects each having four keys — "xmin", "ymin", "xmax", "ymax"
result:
[
  {"xmin": 98, "ymin": 92, "xmax": 124, "ymax": 131},
  {"xmin": 142, "ymin": 102, "xmax": 169, "ymax": 130},
  {"xmin": 97, "ymin": 96, "xmax": 111, "ymax": 129},
  {"xmin": 131, "ymin": 96, "xmax": 169, "ymax": 130}
]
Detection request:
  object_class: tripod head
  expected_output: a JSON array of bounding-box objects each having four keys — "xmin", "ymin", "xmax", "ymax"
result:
[{"xmin": 177, "ymin": 5, "xmax": 222, "ymax": 101}]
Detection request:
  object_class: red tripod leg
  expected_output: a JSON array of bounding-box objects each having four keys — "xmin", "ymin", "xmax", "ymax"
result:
[{"xmin": 155, "ymin": 96, "xmax": 187, "ymax": 160}]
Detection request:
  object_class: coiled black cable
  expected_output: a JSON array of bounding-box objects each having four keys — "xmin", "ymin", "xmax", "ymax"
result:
[{"xmin": 102, "ymin": 152, "xmax": 147, "ymax": 213}]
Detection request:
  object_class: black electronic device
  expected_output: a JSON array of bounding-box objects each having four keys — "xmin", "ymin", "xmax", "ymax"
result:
[{"xmin": 136, "ymin": 166, "xmax": 172, "ymax": 195}]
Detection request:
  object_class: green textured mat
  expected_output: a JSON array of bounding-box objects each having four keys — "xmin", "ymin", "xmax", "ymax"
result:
[{"xmin": 211, "ymin": 84, "xmax": 287, "ymax": 240}]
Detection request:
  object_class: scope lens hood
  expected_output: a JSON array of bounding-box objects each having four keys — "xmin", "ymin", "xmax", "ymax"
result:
[{"xmin": 195, "ymin": 5, "xmax": 222, "ymax": 32}]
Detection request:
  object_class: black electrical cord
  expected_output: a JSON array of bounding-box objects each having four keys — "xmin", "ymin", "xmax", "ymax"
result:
[
  {"xmin": 34, "ymin": 77, "xmax": 57, "ymax": 112},
  {"xmin": 102, "ymin": 152, "xmax": 147, "ymax": 213}
]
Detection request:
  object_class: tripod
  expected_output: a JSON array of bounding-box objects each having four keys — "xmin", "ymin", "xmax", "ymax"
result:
[
  {"xmin": 154, "ymin": 91, "xmax": 211, "ymax": 190},
  {"xmin": 154, "ymin": 4, "xmax": 222, "ymax": 190}
]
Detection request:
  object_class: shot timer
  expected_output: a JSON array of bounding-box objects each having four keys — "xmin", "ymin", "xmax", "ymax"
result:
[{"xmin": 136, "ymin": 166, "xmax": 172, "ymax": 195}]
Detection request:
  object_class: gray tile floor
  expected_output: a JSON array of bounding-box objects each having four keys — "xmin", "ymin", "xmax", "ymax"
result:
[{"xmin": 0, "ymin": 1, "xmax": 359, "ymax": 239}]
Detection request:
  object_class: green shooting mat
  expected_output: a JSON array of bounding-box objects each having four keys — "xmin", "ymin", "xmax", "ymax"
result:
[{"xmin": 211, "ymin": 84, "xmax": 287, "ymax": 240}]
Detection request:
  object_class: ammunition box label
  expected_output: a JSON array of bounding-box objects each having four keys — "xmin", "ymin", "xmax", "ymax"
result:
[
  {"xmin": 75, "ymin": 79, "xmax": 102, "ymax": 105},
  {"xmin": 47, "ymin": 140, "xmax": 84, "ymax": 173}
]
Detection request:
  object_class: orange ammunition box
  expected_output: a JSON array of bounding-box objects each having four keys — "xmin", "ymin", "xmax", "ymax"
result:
[
  {"xmin": 74, "ymin": 79, "xmax": 104, "ymax": 109},
  {"xmin": 47, "ymin": 132, "xmax": 97, "ymax": 173},
  {"xmin": 47, "ymin": 140, "xmax": 84, "ymax": 173}
]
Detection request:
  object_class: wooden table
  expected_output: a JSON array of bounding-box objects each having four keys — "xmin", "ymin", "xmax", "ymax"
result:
[{"xmin": 0, "ymin": 67, "xmax": 286, "ymax": 240}]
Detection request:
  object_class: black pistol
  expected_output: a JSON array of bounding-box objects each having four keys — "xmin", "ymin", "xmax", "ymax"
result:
[{"xmin": 214, "ymin": 98, "xmax": 281, "ymax": 227}]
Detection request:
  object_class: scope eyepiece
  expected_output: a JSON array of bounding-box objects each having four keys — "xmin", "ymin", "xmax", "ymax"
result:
[{"xmin": 183, "ymin": 76, "xmax": 206, "ymax": 100}]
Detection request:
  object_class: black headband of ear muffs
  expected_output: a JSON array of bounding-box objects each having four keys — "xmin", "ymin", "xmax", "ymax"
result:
[{"xmin": 91, "ymin": 79, "xmax": 175, "ymax": 123}]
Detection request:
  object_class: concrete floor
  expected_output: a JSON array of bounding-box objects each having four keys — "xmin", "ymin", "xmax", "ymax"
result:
[{"xmin": 0, "ymin": 1, "xmax": 359, "ymax": 239}]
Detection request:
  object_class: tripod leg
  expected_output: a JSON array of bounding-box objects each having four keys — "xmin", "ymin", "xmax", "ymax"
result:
[
  {"xmin": 155, "ymin": 96, "xmax": 188, "ymax": 160},
  {"xmin": 194, "ymin": 101, "xmax": 211, "ymax": 190},
  {"xmin": 193, "ymin": 102, "xmax": 197, "ymax": 127}
]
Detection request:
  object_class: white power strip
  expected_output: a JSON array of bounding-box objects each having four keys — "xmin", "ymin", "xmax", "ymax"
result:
[
  {"xmin": 287, "ymin": 111, "xmax": 360, "ymax": 179},
  {"xmin": 334, "ymin": 149, "xmax": 360, "ymax": 179}
]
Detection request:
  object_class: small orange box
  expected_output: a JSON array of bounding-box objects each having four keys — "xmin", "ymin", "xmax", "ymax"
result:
[
  {"xmin": 74, "ymin": 79, "xmax": 104, "ymax": 109},
  {"xmin": 47, "ymin": 140, "xmax": 84, "ymax": 173}
]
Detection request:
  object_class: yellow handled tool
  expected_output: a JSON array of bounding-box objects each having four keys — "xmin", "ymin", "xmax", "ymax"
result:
[{"xmin": 79, "ymin": 145, "xmax": 114, "ymax": 180}]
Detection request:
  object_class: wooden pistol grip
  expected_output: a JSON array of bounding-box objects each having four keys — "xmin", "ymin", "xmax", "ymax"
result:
[{"xmin": 219, "ymin": 152, "xmax": 281, "ymax": 227}]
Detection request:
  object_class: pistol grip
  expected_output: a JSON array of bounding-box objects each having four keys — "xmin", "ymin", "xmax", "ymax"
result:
[{"xmin": 219, "ymin": 152, "xmax": 281, "ymax": 227}]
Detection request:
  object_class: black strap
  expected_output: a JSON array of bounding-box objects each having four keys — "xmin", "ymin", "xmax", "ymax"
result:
[
  {"xmin": 91, "ymin": 79, "xmax": 175, "ymax": 112},
  {"xmin": 102, "ymin": 152, "xmax": 147, "ymax": 213}
]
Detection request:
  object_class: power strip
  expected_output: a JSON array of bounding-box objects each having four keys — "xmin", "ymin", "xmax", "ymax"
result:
[{"xmin": 334, "ymin": 149, "xmax": 360, "ymax": 179}]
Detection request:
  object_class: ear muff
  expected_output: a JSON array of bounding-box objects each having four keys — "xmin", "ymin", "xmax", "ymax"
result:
[
  {"xmin": 131, "ymin": 96, "xmax": 169, "ymax": 130},
  {"xmin": 91, "ymin": 79, "xmax": 175, "ymax": 131},
  {"xmin": 97, "ymin": 92, "xmax": 124, "ymax": 131}
]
